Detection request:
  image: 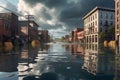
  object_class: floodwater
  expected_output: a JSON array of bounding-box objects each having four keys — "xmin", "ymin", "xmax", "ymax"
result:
[{"xmin": 0, "ymin": 42, "xmax": 119, "ymax": 80}]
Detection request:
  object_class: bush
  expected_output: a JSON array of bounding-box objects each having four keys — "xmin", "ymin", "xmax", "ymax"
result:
[
  {"xmin": 108, "ymin": 40, "xmax": 116, "ymax": 49},
  {"xmin": 31, "ymin": 40, "xmax": 40, "ymax": 48},
  {"xmin": 103, "ymin": 40, "xmax": 108, "ymax": 47},
  {"xmin": 4, "ymin": 42, "xmax": 13, "ymax": 51}
]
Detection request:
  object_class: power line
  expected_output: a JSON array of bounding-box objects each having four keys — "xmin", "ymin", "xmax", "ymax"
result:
[{"xmin": 4, "ymin": 0, "xmax": 16, "ymax": 8}]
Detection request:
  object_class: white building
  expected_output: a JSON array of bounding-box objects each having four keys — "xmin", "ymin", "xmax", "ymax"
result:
[{"xmin": 83, "ymin": 7, "xmax": 115, "ymax": 44}]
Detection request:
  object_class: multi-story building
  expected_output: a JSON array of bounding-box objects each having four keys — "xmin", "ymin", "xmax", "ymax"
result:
[
  {"xmin": 83, "ymin": 7, "xmax": 115, "ymax": 44},
  {"xmin": 77, "ymin": 30, "xmax": 84, "ymax": 43},
  {"xmin": 115, "ymin": 0, "xmax": 120, "ymax": 45},
  {"xmin": 73, "ymin": 28, "xmax": 83, "ymax": 42},
  {"xmin": 0, "ymin": 19, "xmax": 10, "ymax": 42},
  {"xmin": 68, "ymin": 31, "xmax": 74, "ymax": 42},
  {"xmin": 0, "ymin": 13, "xmax": 18, "ymax": 42},
  {"xmin": 19, "ymin": 20, "xmax": 38, "ymax": 42},
  {"xmin": 38, "ymin": 30, "xmax": 50, "ymax": 43}
]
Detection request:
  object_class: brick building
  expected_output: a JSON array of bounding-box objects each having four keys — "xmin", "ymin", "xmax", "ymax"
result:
[
  {"xmin": 115, "ymin": 0, "xmax": 120, "ymax": 44},
  {"xmin": 0, "ymin": 13, "xmax": 18, "ymax": 42},
  {"xmin": 19, "ymin": 20, "xmax": 38, "ymax": 42},
  {"xmin": 73, "ymin": 28, "xmax": 83, "ymax": 42},
  {"xmin": 0, "ymin": 19, "xmax": 11, "ymax": 42},
  {"xmin": 38, "ymin": 30, "xmax": 50, "ymax": 43}
]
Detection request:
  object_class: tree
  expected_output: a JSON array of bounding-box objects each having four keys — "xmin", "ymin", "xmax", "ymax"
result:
[
  {"xmin": 108, "ymin": 26, "xmax": 115, "ymax": 40},
  {"xmin": 99, "ymin": 32, "xmax": 107, "ymax": 42}
]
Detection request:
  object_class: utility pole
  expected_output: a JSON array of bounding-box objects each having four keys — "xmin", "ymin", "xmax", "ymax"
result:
[
  {"xmin": 25, "ymin": 15, "xmax": 34, "ymax": 69},
  {"xmin": 25, "ymin": 15, "xmax": 34, "ymax": 43},
  {"xmin": 119, "ymin": 1, "xmax": 120, "ymax": 52}
]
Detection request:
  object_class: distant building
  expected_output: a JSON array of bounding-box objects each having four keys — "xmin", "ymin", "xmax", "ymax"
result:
[
  {"xmin": 19, "ymin": 20, "xmax": 38, "ymax": 42},
  {"xmin": 0, "ymin": 13, "xmax": 18, "ymax": 42},
  {"xmin": 77, "ymin": 30, "xmax": 84, "ymax": 43},
  {"xmin": 73, "ymin": 28, "xmax": 83, "ymax": 42},
  {"xmin": 38, "ymin": 30, "xmax": 50, "ymax": 43},
  {"xmin": 68, "ymin": 31, "xmax": 74, "ymax": 42},
  {"xmin": 115, "ymin": 0, "xmax": 120, "ymax": 45},
  {"xmin": 69, "ymin": 28, "xmax": 83, "ymax": 43},
  {"xmin": 64, "ymin": 35, "xmax": 69, "ymax": 42},
  {"xmin": 83, "ymin": 7, "xmax": 115, "ymax": 44}
]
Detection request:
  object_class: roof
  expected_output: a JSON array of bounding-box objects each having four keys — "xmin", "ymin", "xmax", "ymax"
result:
[
  {"xmin": 19, "ymin": 20, "xmax": 39, "ymax": 27},
  {"xmin": 82, "ymin": 6, "xmax": 115, "ymax": 20}
]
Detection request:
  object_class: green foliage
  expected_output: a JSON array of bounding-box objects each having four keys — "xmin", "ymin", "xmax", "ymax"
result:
[
  {"xmin": 99, "ymin": 32, "xmax": 107, "ymax": 42},
  {"xmin": 108, "ymin": 26, "xmax": 115, "ymax": 40},
  {"xmin": 99, "ymin": 26, "xmax": 115, "ymax": 42}
]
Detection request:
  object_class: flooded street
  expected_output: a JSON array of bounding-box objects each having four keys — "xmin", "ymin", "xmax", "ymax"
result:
[{"xmin": 0, "ymin": 42, "xmax": 119, "ymax": 80}]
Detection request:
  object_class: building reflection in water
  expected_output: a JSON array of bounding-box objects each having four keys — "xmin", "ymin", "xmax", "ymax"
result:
[
  {"xmin": 114, "ymin": 45, "xmax": 120, "ymax": 80},
  {"xmin": 0, "ymin": 52, "xmax": 18, "ymax": 80},
  {"xmin": 82, "ymin": 43, "xmax": 115, "ymax": 76},
  {"xmin": 18, "ymin": 44, "xmax": 49, "ymax": 79},
  {"xmin": 65, "ymin": 43, "xmax": 84, "ymax": 57}
]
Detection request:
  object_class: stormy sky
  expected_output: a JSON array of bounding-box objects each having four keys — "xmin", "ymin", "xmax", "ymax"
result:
[{"xmin": 1, "ymin": 0, "xmax": 115, "ymax": 38}]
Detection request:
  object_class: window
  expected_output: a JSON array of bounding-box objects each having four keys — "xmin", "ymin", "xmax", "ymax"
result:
[
  {"xmin": 104, "ymin": 21, "xmax": 108, "ymax": 26},
  {"xmin": 117, "ymin": 10, "xmax": 119, "ymax": 15},
  {"xmin": 100, "ymin": 12, "xmax": 102, "ymax": 18},
  {"xmin": 95, "ymin": 14, "xmax": 97, "ymax": 19},
  {"xmin": 110, "ymin": 14, "xmax": 113, "ymax": 19},
  {"xmin": 3, "ymin": 23, "xmax": 8, "ymax": 30},
  {"xmin": 100, "ymin": 20, "xmax": 102, "ymax": 26},
  {"xmin": 117, "ymin": 24, "xmax": 119, "ymax": 29},
  {"xmin": 95, "ymin": 21, "xmax": 97, "ymax": 26},
  {"xmin": 110, "ymin": 21, "xmax": 113, "ymax": 25},
  {"xmin": 95, "ymin": 35, "xmax": 97, "ymax": 42},
  {"xmin": 105, "ymin": 13, "xmax": 108, "ymax": 19},
  {"xmin": 93, "ymin": 16, "xmax": 94, "ymax": 20},
  {"xmin": 117, "ymin": 17, "xmax": 119, "ymax": 22},
  {"xmin": 117, "ymin": 2, "xmax": 119, "ymax": 7},
  {"xmin": 100, "ymin": 27, "xmax": 102, "ymax": 32}
]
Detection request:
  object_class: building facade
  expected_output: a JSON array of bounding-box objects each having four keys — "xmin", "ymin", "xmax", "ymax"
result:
[
  {"xmin": 19, "ymin": 20, "xmax": 38, "ymax": 42},
  {"xmin": 0, "ymin": 13, "xmax": 18, "ymax": 42},
  {"xmin": 115, "ymin": 0, "xmax": 120, "ymax": 45},
  {"xmin": 0, "ymin": 19, "xmax": 11, "ymax": 42},
  {"xmin": 0, "ymin": 13, "xmax": 18, "ymax": 37},
  {"xmin": 77, "ymin": 30, "xmax": 84, "ymax": 43},
  {"xmin": 38, "ymin": 30, "xmax": 50, "ymax": 43},
  {"xmin": 83, "ymin": 7, "xmax": 115, "ymax": 44},
  {"xmin": 73, "ymin": 28, "xmax": 83, "ymax": 42}
]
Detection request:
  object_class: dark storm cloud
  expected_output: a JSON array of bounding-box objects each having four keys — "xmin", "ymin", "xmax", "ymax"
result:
[
  {"xmin": 40, "ymin": 8, "xmax": 52, "ymax": 20},
  {"xmin": 24, "ymin": 0, "xmax": 114, "ymax": 24},
  {"xmin": 24, "ymin": 0, "xmax": 67, "ymax": 8},
  {"xmin": 21, "ymin": 0, "xmax": 114, "ymax": 37},
  {"xmin": 59, "ymin": 0, "xmax": 114, "ymax": 29}
]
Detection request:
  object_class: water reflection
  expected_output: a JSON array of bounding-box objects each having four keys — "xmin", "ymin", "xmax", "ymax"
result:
[
  {"xmin": 0, "ymin": 42, "xmax": 119, "ymax": 80},
  {"xmin": 82, "ymin": 44, "xmax": 115, "ymax": 76},
  {"xmin": 65, "ymin": 43, "xmax": 84, "ymax": 57},
  {"xmin": 0, "ymin": 52, "xmax": 18, "ymax": 80},
  {"xmin": 18, "ymin": 44, "xmax": 50, "ymax": 80},
  {"xmin": 114, "ymin": 46, "xmax": 120, "ymax": 80}
]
